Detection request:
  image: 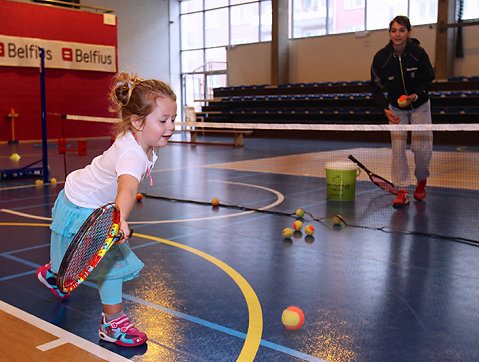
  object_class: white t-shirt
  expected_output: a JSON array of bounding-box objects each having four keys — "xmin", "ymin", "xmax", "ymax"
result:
[{"xmin": 64, "ymin": 131, "xmax": 157, "ymax": 209}]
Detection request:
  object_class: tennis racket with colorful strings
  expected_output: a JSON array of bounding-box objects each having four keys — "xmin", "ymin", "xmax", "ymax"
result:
[{"xmin": 56, "ymin": 203, "xmax": 124, "ymax": 293}]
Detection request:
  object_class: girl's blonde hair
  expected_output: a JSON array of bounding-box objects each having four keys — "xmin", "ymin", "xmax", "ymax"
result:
[{"xmin": 110, "ymin": 72, "xmax": 176, "ymax": 135}]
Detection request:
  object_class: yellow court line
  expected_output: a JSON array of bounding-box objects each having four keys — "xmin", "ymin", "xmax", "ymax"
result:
[
  {"xmin": 0, "ymin": 222, "xmax": 51, "ymax": 227},
  {"xmin": 134, "ymin": 233, "xmax": 263, "ymax": 361},
  {"xmin": 0, "ymin": 222, "xmax": 263, "ymax": 360}
]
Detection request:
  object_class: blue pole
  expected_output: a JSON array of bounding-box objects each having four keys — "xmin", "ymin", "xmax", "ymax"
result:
[{"xmin": 39, "ymin": 48, "xmax": 49, "ymax": 184}]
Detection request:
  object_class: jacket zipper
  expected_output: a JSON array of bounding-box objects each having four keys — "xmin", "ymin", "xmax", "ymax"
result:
[{"xmin": 398, "ymin": 55, "xmax": 414, "ymax": 110}]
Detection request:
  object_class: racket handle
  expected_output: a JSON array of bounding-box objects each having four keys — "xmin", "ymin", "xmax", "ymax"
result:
[{"xmin": 117, "ymin": 229, "xmax": 134, "ymax": 240}]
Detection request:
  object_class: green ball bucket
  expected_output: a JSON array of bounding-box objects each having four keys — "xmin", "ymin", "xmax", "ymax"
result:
[{"xmin": 325, "ymin": 160, "xmax": 360, "ymax": 201}]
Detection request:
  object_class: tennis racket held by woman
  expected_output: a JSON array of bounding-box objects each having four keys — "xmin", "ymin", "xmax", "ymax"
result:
[
  {"xmin": 348, "ymin": 154, "xmax": 398, "ymax": 195},
  {"xmin": 56, "ymin": 203, "xmax": 125, "ymax": 293}
]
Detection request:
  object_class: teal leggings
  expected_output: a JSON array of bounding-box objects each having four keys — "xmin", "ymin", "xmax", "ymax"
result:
[{"xmin": 98, "ymin": 278, "xmax": 123, "ymax": 305}]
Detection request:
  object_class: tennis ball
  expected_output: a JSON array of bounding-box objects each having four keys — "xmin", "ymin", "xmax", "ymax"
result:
[
  {"xmin": 281, "ymin": 306, "xmax": 305, "ymax": 330},
  {"xmin": 211, "ymin": 197, "xmax": 219, "ymax": 206},
  {"xmin": 304, "ymin": 225, "xmax": 315, "ymax": 236},
  {"xmin": 282, "ymin": 227, "xmax": 293, "ymax": 239},
  {"xmin": 136, "ymin": 193, "xmax": 143, "ymax": 201},
  {"xmin": 9, "ymin": 153, "xmax": 21, "ymax": 162},
  {"xmin": 295, "ymin": 208, "xmax": 305, "ymax": 218},
  {"xmin": 50, "ymin": 177, "xmax": 57, "ymax": 185},
  {"xmin": 35, "ymin": 179, "xmax": 43, "ymax": 186},
  {"xmin": 293, "ymin": 220, "xmax": 303, "ymax": 231},
  {"xmin": 332, "ymin": 215, "xmax": 342, "ymax": 226},
  {"xmin": 397, "ymin": 95, "xmax": 408, "ymax": 107}
]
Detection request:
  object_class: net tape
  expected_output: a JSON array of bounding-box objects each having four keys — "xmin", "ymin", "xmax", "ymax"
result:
[{"xmin": 60, "ymin": 114, "xmax": 479, "ymax": 131}]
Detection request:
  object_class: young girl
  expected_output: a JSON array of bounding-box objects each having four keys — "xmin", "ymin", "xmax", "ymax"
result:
[
  {"xmin": 370, "ymin": 15, "xmax": 435, "ymax": 207},
  {"xmin": 36, "ymin": 72, "xmax": 177, "ymax": 347}
]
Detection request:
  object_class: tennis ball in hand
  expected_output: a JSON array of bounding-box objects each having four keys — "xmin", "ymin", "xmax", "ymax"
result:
[
  {"xmin": 211, "ymin": 197, "xmax": 219, "ymax": 206},
  {"xmin": 397, "ymin": 95, "xmax": 408, "ymax": 107},
  {"xmin": 281, "ymin": 306, "xmax": 305, "ymax": 330},
  {"xmin": 293, "ymin": 220, "xmax": 303, "ymax": 231},
  {"xmin": 304, "ymin": 225, "xmax": 315, "ymax": 236},
  {"xmin": 282, "ymin": 227, "xmax": 293, "ymax": 239},
  {"xmin": 295, "ymin": 208, "xmax": 305, "ymax": 218},
  {"xmin": 136, "ymin": 193, "xmax": 143, "ymax": 201}
]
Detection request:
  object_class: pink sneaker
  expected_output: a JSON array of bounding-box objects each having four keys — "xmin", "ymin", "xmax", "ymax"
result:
[
  {"xmin": 36, "ymin": 263, "xmax": 70, "ymax": 300},
  {"xmin": 99, "ymin": 313, "xmax": 147, "ymax": 347},
  {"xmin": 393, "ymin": 190, "xmax": 410, "ymax": 207},
  {"xmin": 414, "ymin": 179, "xmax": 427, "ymax": 200}
]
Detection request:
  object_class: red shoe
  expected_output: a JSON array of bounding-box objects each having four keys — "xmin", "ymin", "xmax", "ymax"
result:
[
  {"xmin": 393, "ymin": 190, "xmax": 410, "ymax": 206},
  {"xmin": 414, "ymin": 179, "xmax": 427, "ymax": 200},
  {"xmin": 36, "ymin": 263, "xmax": 70, "ymax": 300},
  {"xmin": 99, "ymin": 313, "xmax": 147, "ymax": 347}
]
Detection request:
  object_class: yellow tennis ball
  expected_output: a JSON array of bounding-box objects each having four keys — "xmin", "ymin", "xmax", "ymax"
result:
[
  {"xmin": 398, "ymin": 95, "xmax": 408, "ymax": 107},
  {"xmin": 332, "ymin": 215, "xmax": 344, "ymax": 228},
  {"xmin": 304, "ymin": 225, "xmax": 315, "ymax": 236},
  {"xmin": 35, "ymin": 179, "xmax": 44, "ymax": 186},
  {"xmin": 211, "ymin": 197, "xmax": 219, "ymax": 206},
  {"xmin": 281, "ymin": 306, "xmax": 305, "ymax": 330},
  {"xmin": 282, "ymin": 227, "xmax": 293, "ymax": 239},
  {"xmin": 295, "ymin": 208, "xmax": 305, "ymax": 218},
  {"xmin": 9, "ymin": 153, "xmax": 21, "ymax": 162},
  {"xmin": 293, "ymin": 220, "xmax": 303, "ymax": 231},
  {"xmin": 50, "ymin": 177, "xmax": 57, "ymax": 185}
]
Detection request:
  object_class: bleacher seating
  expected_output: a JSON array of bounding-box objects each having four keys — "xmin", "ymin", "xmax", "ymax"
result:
[{"xmin": 199, "ymin": 77, "xmax": 479, "ymax": 125}]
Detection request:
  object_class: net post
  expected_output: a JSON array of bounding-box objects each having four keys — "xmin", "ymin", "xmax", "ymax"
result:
[{"xmin": 39, "ymin": 48, "xmax": 49, "ymax": 184}]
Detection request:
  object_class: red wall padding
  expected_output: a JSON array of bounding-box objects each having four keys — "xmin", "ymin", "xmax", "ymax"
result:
[{"xmin": 0, "ymin": 0, "xmax": 118, "ymax": 141}]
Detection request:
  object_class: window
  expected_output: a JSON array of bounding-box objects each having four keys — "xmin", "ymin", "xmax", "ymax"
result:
[
  {"xmin": 366, "ymin": 0, "xmax": 408, "ymax": 31},
  {"xmin": 180, "ymin": 0, "xmax": 272, "ymax": 110},
  {"xmin": 328, "ymin": 0, "xmax": 365, "ymax": 34},
  {"xmin": 292, "ymin": 0, "xmax": 327, "ymax": 37},
  {"xmin": 463, "ymin": 0, "xmax": 479, "ymax": 20},
  {"xmin": 231, "ymin": 3, "xmax": 260, "ymax": 45},
  {"xmin": 409, "ymin": 0, "xmax": 437, "ymax": 26},
  {"xmin": 181, "ymin": 12, "xmax": 203, "ymax": 50}
]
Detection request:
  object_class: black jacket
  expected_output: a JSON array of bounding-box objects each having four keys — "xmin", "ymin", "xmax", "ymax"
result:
[{"xmin": 370, "ymin": 38, "xmax": 435, "ymax": 111}]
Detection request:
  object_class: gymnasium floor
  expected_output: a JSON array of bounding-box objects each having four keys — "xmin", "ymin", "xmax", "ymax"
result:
[{"xmin": 1, "ymin": 134, "xmax": 479, "ymax": 361}]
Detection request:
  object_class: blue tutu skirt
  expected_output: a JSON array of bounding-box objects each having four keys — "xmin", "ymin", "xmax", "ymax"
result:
[{"xmin": 49, "ymin": 189, "xmax": 144, "ymax": 282}]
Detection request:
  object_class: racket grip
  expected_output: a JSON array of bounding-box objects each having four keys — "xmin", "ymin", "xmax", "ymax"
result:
[{"xmin": 117, "ymin": 229, "xmax": 134, "ymax": 240}]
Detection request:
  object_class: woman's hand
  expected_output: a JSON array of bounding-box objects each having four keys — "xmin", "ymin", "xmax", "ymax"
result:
[
  {"xmin": 384, "ymin": 109, "xmax": 400, "ymax": 124},
  {"xmin": 397, "ymin": 94, "xmax": 417, "ymax": 108}
]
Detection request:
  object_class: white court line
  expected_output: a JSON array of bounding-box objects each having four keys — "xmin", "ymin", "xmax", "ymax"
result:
[
  {"xmin": 0, "ymin": 209, "xmax": 52, "ymax": 221},
  {"xmin": 0, "ymin": 179, "xmax": 285, "ymax": 225},
  {"xmin": 37, "ymin": 338, "xmax": 68, "ymax": 351},
  {"xmin": 0, "ymin": 300, "xmax": 129, "ymax": 361}
]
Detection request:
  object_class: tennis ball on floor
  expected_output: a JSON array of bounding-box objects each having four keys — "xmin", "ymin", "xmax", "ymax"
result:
[
  {"xmin": 136, "ymin": 193, "xmax": 143, "ymax": 201},
  {"xmin": 304, "ymin": 225, "xmax": 315, "ymax": 236},
  {"xmin": 50, "ymin": 177, "xmax": 57, "ymax": 185},
  {"xmin": 293, "ymin": 220, "xmax": 303, "ymax": 231},
  {"xmin": 9, "ymin": 153, "xmax": 21, "ymax": 162},
  {"xmin": 295, "ymin": 208, "xmax": 305, "ymax": 218},
  {"xmin": 397, "ymin": 95, "xmax": 408, "ymax": 107},
  {"xmin": 281, "ymin": 306, "xmax": 305, "ymax": 330},
  {"xmin": 35, "ymin": 179, "xmax": 43, "ymax": 186},
  {"xmin": 282, "ymin": 227, "xmax": 293, "ymax": 239},
  {"xmin": 332, "ymin": 215, "xmax": 345, "ymax": 228},
  {"xmin": 211, "ymin": 197, "xmax": 219, "ymax": 206}
]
